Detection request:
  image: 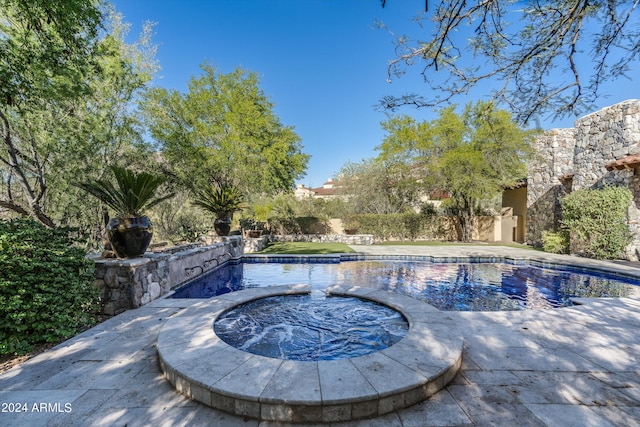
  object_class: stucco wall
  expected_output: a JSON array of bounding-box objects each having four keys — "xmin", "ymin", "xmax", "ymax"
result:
[{"xmin": 502, "ymin": 186, "xmax": 527, "ymax": 243}]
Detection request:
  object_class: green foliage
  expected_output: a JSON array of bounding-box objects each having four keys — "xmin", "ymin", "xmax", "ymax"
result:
[
  {"xmin": 344, "ymin": 212, "xmax": 447, "ymax": 241},
  {"xmin": 338, "ymin": 158, "xmax": 419, "ymax": 214},
  {"xmin": 75, "ymin": 166, "xmax": 174, "ymax": 218},
  {"xmin": 376, "ymin": 101, "xmax": 535, "ymax": 241},
  {"xmin": 541, "ymin": 230, "xmax": 569, "ymax": 254},
  {"xmin": 561, "ymin": 186, "xmax": 633, "ymax": 260},
  {"xmin": 295, "ymin": 217, "xmax": 329, "ymax": 234},
  {"xmin": 151, "ymin": 191, "xmax": 210, "ymax": 244},
  {"xmin": 144, "ymin": 63, "xmax": 309, "ymax": 194},
  {"xmin": 243, "ymin": 194, "xmax": 336, "ymax": 235},
  {"xmin": 266, "ymin": 217, "xmax": 302, "ymax": 235},
  {"xmin": 0, "ymin": 0, "xmax": 102, "ymax": 107},
  {"xmin": 0, "ymin": 6, "xmax": 159, "ymax": 232},
  {"xmin": 0, "ymin": 219, "xmax": 100, "ymax": 355},
  {"xmin": 192, "ymin": 184, "xmax": 247, "ymax": 218}
]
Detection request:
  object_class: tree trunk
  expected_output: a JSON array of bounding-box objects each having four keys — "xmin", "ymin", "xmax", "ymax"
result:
[
  {"xmin": 0, "ymin": 109, "xmax": 56, "ymax": 228},
  {"xmin": 458, "ymin": 200, "xmax": 475, "ymax": 242}
]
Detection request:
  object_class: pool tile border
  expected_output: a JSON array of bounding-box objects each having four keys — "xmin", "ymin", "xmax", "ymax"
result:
[{"xmin": 157, "ymin": 284, "xmax": 463, "ymax": 423}]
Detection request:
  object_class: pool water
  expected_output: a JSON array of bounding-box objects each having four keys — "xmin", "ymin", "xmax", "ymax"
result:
[
  {"xmin": 214, "ymin": 294, "xmax": 409, "ymax": 361},
  {"xmin": 172, "ymin": 260, "xmax": 640, "ymax": 311}
]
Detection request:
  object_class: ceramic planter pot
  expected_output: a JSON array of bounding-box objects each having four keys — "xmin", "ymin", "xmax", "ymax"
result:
[
  {"xmin": 214, "ymin": 213, "xmax": 232, "ymax": 236},
  {"xmin": 107, "ymin": 216, "xmax": 153, "ymax": 258}
]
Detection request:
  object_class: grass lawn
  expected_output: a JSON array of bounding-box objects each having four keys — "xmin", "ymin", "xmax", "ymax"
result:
[
  {"xmin": 258, "ymin": 242, "xmax": 355, "ymax": 254},
  {"xmin": 257, "ymin": 240, "xmax": 537, "ymax": 254}
]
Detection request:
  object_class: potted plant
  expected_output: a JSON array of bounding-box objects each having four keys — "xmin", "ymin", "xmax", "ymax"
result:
[
  {"xmin": 75, "ymin": 166, "xmax": 174, "ymax": 258},
  {"xmin": 192, "ymin": 184, "xmax": 246, "ymax": 236}
]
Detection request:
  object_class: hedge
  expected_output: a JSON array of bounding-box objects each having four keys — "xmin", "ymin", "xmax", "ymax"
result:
[
  {"xmin": 343, "ymin": 213, "xmax": 450, "ymax": 241},
  {"xmin": 0, "ymin": 219, "xmax": 100, "ymax": 355}
]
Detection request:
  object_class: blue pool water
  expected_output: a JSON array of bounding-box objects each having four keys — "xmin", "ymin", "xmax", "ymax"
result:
[
  {"xmin": 172, "ymin": 260, "xmax": 639, "ymax": 311},
  {"xmin": 214, "ymin": 294, "xmax": 409, "ymax": 361}
]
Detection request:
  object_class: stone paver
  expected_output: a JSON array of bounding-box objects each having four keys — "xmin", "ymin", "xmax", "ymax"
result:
[{"xmin": 0, "ymin": 245, "xmax": 639, "ymax": 426}]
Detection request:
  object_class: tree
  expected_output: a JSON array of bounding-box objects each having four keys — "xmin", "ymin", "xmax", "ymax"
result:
[
  {"xmin": 144, "ymin": 64, "xmax": 309, "ymax": 196},
  {"xmin": 0, "ymin": 0, "xmax": 102, "ymax": 227},
  {"xmin": 44, "ymin": 10, "xmax": 160, "ymax": 237},
  {"xmin": 378, "ymin": 0, "xmax": 640, "ymax": 124},
  {"xmin": 338, "ymin": 158, "xmax": 419, "ymax": 215},
  {"xmin": 377, "ymin": 101, "xmax": 535, "ymax": 241},
  {"xmin": 0, "ymin": 2, "xmax": 157, "ymax": 232}
]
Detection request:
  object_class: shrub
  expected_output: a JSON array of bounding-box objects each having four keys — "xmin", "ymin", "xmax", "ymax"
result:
[
  {"xmin": 541, "ymin": 230, "xmax": 569, "ymax": 254},
  {"xmin": 0, "ymin": 219, "xmax": 100, "ymax": 355},
  {"xmin": 561, "ymin": 186, "xmax": 633, "ymax": 259}
]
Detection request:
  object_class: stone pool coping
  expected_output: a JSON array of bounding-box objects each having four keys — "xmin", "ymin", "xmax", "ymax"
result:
[{"xmin": 157, "ymin": 284, "xmax": 463, "ymax": 423}]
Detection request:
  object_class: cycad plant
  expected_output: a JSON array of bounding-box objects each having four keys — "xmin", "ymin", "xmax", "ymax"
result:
[
  {"xmin": 76, "ymin": 166, "xmax": 174, "ymax": 218},
  {"xmin": 192, "ymin": 184, "xmax": 246, "ymax": 236},
  {"xmin": 75, "ymin": 166, "xmax": 174, "ymax": 257}
]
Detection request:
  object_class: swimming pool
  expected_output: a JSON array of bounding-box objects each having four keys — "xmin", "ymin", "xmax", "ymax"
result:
[{"xmin": 171, "ymin": 259, "xmax": 640, "ymax": 311}]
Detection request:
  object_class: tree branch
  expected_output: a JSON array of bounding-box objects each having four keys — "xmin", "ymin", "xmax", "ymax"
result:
[{"xmin": 379, "ymin": 0, "xmax": 640, "ymax": 124}]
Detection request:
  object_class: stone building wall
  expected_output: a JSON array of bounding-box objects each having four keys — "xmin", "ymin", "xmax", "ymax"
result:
[
  {"xmin": 526, "ymin": 128, "xmax": 576, "ymax": 246},
  {"xmin": 526, "ymin": 99, "xmax": 640, "ymax": 258},
  {"xmin": 572, "ymin": 100, "xmax": 640, "ymax": 189}
]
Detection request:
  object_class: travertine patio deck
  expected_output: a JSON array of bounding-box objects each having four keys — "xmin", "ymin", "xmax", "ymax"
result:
[{"xmin": 1, "ymin": 245, "xmax": 639, "ymax": 426}]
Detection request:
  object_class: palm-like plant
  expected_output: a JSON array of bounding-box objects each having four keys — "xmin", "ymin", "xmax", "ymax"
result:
[
  {"xmin": 192, "ymin": 184, "xmax": 246, "ymax": 236},
  {"xmin": 192, "ymin": 184, "xmax": 246, "ymax": 218},
  {"xmin": 76, "ymin": 166, "xmax": 174, "ymax": 218},
  {"xmin": 75, "ymin": 166, "xmax": 175, "ymax": 258}
]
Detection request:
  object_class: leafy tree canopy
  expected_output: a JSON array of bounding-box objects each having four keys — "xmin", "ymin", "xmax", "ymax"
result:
[
  {"xmin": 0, "ymin": 0, "xmax": 102, "ymax": 108},
  {"xmin": 0, "ymin": 3, "xmax": 158, "ymax": 232},
  {"xmin": 144, "ymin": 63, "xmax": 309, "ymax": 196},
  {"xmin": 338, "ymin": 158, "xmax": 420, "ymax": 215},
  {"xmin": 378, "ymin": 0, "xmax": 640, "ymax": 124},
  {"xmin": 146, "ymin": 63, "xmax": 309, "ymax": 194}
]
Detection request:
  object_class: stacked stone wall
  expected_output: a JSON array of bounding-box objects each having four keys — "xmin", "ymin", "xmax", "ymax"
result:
[
  {"xmin": 526, "ymin": 99, "xmax": 640, "ymax": 258},
  {"xmin": 94, "ymin": 237, "xmax": 243, "ymax": 315},
  {"xmin": 573, "ymin": 100, "xmax": 640, "ymax": 190},
  {"xmin": 526, "ymin": 128, "xmax": 576, "ymax": 246}
]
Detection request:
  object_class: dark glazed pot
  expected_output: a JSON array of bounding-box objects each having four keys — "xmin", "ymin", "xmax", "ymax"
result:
[
  {"xmin": 214, "ymin": 214, "xmax": 232, "ymax": 236},
  {"xmin": 107, "ymin": 216, "xmax": 153, "ymax": 258}
]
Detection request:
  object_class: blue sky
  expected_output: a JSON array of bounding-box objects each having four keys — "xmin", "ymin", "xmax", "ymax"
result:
[{"xmin": 111, "ymin": 0, "xmax": 638, "ymax": 188}]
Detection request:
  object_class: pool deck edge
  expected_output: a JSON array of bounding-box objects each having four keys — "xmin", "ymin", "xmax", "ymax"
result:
[{"xmin": 157, "ymin": 284, "xmax": 464, "ymax": 423}]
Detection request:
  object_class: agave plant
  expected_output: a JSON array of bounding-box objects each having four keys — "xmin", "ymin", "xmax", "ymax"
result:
[
  {"xmin": 76, "ymin": 166, "xmax": 174, "ymax": 218},
  {"xmin": 192, "ymin": 184, "xmax": 247, "ymax": 236}
]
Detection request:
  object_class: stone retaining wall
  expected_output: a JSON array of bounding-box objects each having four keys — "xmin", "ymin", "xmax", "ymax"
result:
[
  {"xmin": 93, "ymin": 237, "xmax": 243, "ymax": 315},
  {"xmin": 93, "ymin": 234, "xmax": 371, "ymax": 314},
  {"xmin": 243, "ymin": 234, "xmax": 374, "ymax": 253}
]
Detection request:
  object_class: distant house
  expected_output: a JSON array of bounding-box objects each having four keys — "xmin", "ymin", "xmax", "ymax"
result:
[{"xmin": 294, "ymin": 178, "xmax": 341, "ymax": 200}]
